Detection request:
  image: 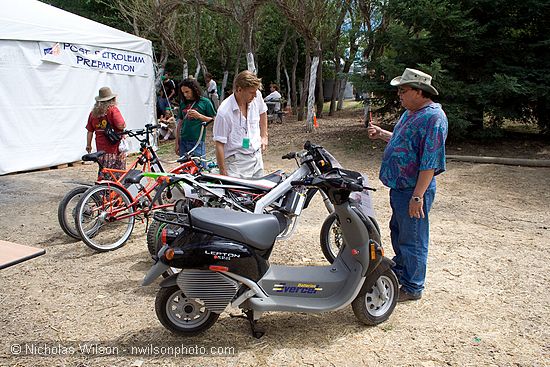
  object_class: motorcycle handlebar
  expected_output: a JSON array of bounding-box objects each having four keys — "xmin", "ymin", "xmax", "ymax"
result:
[
  {"xmin": 348, "ymin": 182, "xmax": 365, "ymax": 192},
  {"xmin": 291, "ymin": 177, "xmax": 369, "ymax": 192},
  {"xmin": 282, "ymin": 152, "xmax": 296, "ymax": 160}
]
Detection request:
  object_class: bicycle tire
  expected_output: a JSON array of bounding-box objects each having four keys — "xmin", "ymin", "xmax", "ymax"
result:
[
  {"xmin": 58, "ymin": 186, "xmax": 89, "ymax": 239},
  {"xmin": 75, "ymin": 184, "xmax": 135, "ymax": 252}
]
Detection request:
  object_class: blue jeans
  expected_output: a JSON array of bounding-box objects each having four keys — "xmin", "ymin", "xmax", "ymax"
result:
[
  {"xmin": 389, "ymin": 180, "xmax": 436, "ymax": 296},
  {"xmin": 179, "ymin": 139, "xmax": 205, "ymax": 166}
]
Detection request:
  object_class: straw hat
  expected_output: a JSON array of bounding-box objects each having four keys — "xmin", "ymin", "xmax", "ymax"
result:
[
  {"xmin": 390, "ymin": 68, "xmax": 439, "ymax": 96},
  {"xmin": 95, "ymin": 87, "xmax": 117, "ymax": 102}
]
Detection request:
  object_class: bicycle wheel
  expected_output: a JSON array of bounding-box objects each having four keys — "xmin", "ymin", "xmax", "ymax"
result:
[
  {"xmin": 58, "ymin": 186, "xmax": 89, "ymax": 239},
  {"xmin": 75, "ymin": 184, "xmax": 135, "ymax": 252}
]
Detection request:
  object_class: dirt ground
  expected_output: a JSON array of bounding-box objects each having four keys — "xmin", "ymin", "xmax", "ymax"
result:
[{"xmin": 1, "ymin": 112, "xmax": 549, "ymax": 367}]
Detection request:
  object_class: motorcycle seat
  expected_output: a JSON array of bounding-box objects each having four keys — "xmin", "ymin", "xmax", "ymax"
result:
[
  {"xmin": 200, "ymin": 170, "xmax": 284, "ymax": 191},
  {"xmin": 190, "ymin": 207, "xmax": 280, "ymax": 250}
]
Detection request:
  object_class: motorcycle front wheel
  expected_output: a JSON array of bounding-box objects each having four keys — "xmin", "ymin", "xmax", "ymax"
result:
[
  {"xmin": 352, "ymin": 269, "xmax": 398, "ymax": 325},
  {"xmin": 320, "ymin": 212, "xmax": 381, "ymax": 263},
  {"xmin": 319, "ymin": 213, "xmax": 343, "ymax": 263},
  {"xmin": 155, "ymin": 285, "xmax": 219, "ymax": 336}
]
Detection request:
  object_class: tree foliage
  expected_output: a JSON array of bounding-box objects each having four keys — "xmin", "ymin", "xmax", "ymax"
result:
[{"xmin": 40, "ymin": 0, "xmax": 550, "ymax": 136}]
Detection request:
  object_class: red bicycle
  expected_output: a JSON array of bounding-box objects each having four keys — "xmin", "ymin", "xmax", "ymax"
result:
[{"xmin": 68, "ymin": 123, "xmax": 208, "ymax": 250}]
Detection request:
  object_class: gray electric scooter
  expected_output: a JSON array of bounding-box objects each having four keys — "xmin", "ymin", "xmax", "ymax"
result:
[{"xmin": 143, "ymin": 168, "xmax": 398, "ymax": 337}]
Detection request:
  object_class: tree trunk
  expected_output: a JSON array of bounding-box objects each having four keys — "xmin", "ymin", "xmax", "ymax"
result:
[
  {"xmin": 337, "ymin": 74, "xmax": 348, "ymax": 110},
  {"xmin": 195, "ymin": 52, "xmax": 208, "ymax": 81},
  {"xmin": 194, "ymin": 60, "xmax": 201, "ymax": 79},
  {"xmin": 297, "ymin": 49, "xmax": 311, "ymax": 122},
  {"xmin": 283, "ymin": 65, "xmax": 291, "ymax": 111},
  {"xmin": 182, "ymin": 61, "xmax": 189, "ymax": 80},
  {"xmin": 291, "ymin": 36, "xmax": 299, "ymax": 113},
  {"xmin": 276, "ymin": 29, "xmax": 288, "ymax": 86},
  {"xmin": 329, "ymin": 59, "xmax": 341, "ymax": 116},
  {"xmin": 306, "ymin": 55, "xmax": 320, "ymax": 131},
  {"xmin": 155, "ymin": 45, "xmax": 169, "ymax": 89},
  {"xmin": 315, "ymin": 53, "xmax": 324, "ymax": 119},
  {"xmin": 337, "ymin": 38, "xmax": 359, "ymax": 110},
  {"xmin": 221, "ymin": 70, "xmax": 229, "ymax": 102},
  {"xmin": 234, "ymin": 43, "xmax": 244, "ymax": 76},
  {"xmin": 246, "ymin": 53, "xmax": 256, "ymax": 74}
]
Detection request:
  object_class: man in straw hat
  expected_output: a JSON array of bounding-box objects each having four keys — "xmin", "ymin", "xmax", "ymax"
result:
[{"xmin": 368, "ymin": 68, "xmax": 448, "ymax": 302}]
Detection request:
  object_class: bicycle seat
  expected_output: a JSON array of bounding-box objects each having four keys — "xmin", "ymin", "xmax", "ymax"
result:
[
  {"xmin": 123, "ymin": 170, "xmax": 144, "ymax": 185},
  {"xmin": 190, "ymin": 207, "xmax": 280, "ymax": 250},
  {"xmin": 82, "ymin": 151, "xmax": 106, "ymax": 162}
]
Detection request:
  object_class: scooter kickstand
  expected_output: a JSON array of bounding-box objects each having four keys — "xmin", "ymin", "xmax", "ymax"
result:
[{"xmin": 244, "ymin": 310, "xmax": 265, "ymax": 339}]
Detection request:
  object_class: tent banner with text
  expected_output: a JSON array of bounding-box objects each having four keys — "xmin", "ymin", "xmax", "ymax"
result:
[{"xmin": 39, "ymin": 42, "xmax": 150, "ymax": 77}]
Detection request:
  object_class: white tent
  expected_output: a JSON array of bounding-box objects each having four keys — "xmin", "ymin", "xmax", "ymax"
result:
[{"xmin": 0, "ymin": 0, "xmax": 156, "ymax": 175}]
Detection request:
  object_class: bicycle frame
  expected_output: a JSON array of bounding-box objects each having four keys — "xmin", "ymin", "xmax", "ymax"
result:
[{"xmin": 88, "ymin": 122, "xmax": 207, "ymax": 223}]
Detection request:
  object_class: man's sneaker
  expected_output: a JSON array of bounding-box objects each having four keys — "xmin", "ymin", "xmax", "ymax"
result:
[{"xmin": 398, "ymin": 288, "xmax": 422, "ymax": 302}]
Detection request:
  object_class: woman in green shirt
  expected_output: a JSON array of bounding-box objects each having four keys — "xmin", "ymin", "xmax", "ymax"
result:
[{"xmin": 175, "ymin": 78, "xmax": 216, "ymax": 161}]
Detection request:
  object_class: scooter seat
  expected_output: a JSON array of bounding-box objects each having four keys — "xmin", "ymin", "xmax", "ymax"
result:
[{"xmin": 189, "ymin": 207, "xmax": 280, "ymax": 250}]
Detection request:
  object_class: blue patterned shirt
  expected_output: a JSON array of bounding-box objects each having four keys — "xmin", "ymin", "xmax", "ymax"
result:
[{"xmin": 379, "ymin": 103, "xmax": 448, "ymax": 189}]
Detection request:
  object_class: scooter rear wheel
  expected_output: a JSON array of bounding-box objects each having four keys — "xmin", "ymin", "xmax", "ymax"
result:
[
  {"xmin": 352, "ymin": 269, "xmax": 398, "ymax": 325},
  {"xmin": 155, "ymin": 285, "xmax": 219, "ymax": 336}
]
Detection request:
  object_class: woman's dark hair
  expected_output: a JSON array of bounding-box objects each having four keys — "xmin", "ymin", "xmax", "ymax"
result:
[{"xmin": 178, "ymin": 78, "xmax": 202, "ymax": 102}]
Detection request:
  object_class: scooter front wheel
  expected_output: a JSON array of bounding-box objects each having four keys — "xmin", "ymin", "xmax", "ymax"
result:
[
  {"xmin": 155, "ymin": 285, "xmax": 219, "ymax": 336},
  {"xmin": 352, "ymin": 269, "xmax": 398, "ymax": 325}
]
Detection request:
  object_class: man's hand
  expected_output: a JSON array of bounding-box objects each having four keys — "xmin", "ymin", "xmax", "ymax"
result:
[
  {"xmin": 86, "ymin": 145, "xmax": 92, "ymax": 153},
  {"xmin": 367, "ymin": 123, "xmax": 383, "ymax": 140},
  {"xmin": 261, "ymin": 135, "xmax": 268, "ymax": 152},
  {"xmin": 409, "ymin": 198, "xmax": 425, "ymax": 219}
]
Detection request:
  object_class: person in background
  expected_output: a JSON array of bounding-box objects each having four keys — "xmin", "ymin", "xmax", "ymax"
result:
[
  {"xmin": 156, "ymin": 89, "xmax": 170, "ymax": 119},
  {"xmin": 264, "ymin": 83, "xmax": 282, "ymax": 112},
  {"xmin": 175, "ymin": 78, "xmax": 216, "ymax": 160},
  {"xmin": 158, "ymin": 107, "xmax": 176, "ymax": 141},
  {"xmin": 367, "ymin": 68, "xmax": 448, "ymax": 302},
  {"xmin": 85, "ymin": 87, "xmax": 126, "ymax": 179},
  {"xmin": 205, "ymin": 72, "xmax": 220, "ymax": 110},
  {"xmin": 162, "ymin": 72, "xmax": 176, "ymax": 102},
  {"xmin": 213, "ymin": 70, "xmax": 268, "ymax": 178}
]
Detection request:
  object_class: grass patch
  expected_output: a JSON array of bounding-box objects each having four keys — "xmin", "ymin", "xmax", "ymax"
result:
[
  {"xmin": 156, "ymin": 140, "xmax": 175, "ymax": 156},
  {"xmin": 322, "ymin": 100, "xmax": 364, "ymax": 114}
]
